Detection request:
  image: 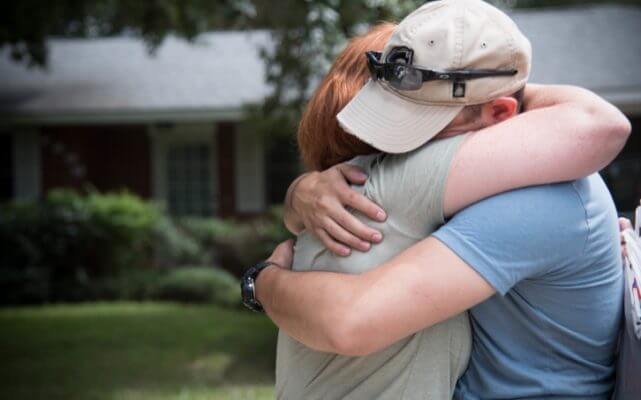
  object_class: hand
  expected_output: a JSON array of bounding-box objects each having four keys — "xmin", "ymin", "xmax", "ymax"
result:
[
  {"xmin": 291, "ymin": 163, "xmax": 387, "ymax": 256},
  {"xmin": 267, "ymin": 239, "xmax": 295, "ymax": 270},
  {"xmin": 620, "ymin": 217, "xmax": 633, "ymax": 259}
]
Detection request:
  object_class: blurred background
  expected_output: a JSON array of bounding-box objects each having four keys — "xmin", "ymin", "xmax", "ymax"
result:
[{"xmin": 0, "ymin": 1, "xmax": 640, "ymax": 399}]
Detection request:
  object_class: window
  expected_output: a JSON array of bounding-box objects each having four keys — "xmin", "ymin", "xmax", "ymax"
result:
[
  {"xmin": 0, "ymin": 133, "xmax": 13, "ymax": 201},
  {"xmin": 166, "ymin": 143, "xmax": 215, "ymax": 216},
  {"xmin": 265, "ymin": 136, "xmax": 300, "ymax": 205},
  {"xmin": 150, "ymin": 124, "xmax": 218, "ymax": 217}
]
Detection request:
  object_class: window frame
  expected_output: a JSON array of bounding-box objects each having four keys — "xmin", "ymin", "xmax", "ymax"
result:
[{"xmin": 149, "ymin": 123, "xmax": 218, "ymax": 216}]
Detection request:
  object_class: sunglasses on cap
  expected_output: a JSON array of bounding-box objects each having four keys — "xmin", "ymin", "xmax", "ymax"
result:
[{"xmin": 366, "ymin": 50, "xmax": 518, "ymax": 92}]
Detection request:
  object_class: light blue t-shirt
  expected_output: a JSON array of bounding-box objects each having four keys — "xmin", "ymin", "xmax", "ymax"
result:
[{"xmin": 433, "ymin": 174, "xmax": 623, "ymax": 399}]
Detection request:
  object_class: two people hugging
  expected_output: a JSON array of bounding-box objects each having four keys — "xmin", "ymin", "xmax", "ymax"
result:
[{"xmin": 240, "ymin": 0, "xmax": 635, "ymax": 398}]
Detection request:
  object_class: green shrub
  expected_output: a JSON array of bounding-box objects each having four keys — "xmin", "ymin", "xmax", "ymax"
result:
[
  {"xmin": 0, "ymin": 189, "xmax": 288, "ymax": 305},
  {"xmin": 153, "ymin": 217, "xmax": 210, "ymax": 268},
  {"xmin": 0, "ymin": 189, "xmax": 164, "ymax": 304},
  {"xmin": 111, "ymin": 269, "xmax": 163, "ymax": 301},
  {"xmin": 0, "ymin": 189, "xmax": 161, "ymax": 277},
  {"xmin": 36, "ymin": 269, "xmax": 163, "ymax": 304},
  {"xmin": 150, "ymin": 267, "xmax": 239, "ymax": 307},
  {"xmin": 177, "ymin": 206, "xmax": 291, "ymax": 277},
  {"xmin": 0, "ymin": 267, "xmax": 50, "ymax": 305}
]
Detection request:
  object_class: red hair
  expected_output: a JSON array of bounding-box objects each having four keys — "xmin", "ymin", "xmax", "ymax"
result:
[{"xmin": 298, "ymin": 23, "xmax": 395, "ymax": 171}]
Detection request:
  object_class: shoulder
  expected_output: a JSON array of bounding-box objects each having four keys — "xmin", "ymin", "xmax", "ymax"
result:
[
  {"xmin": 369, "ymin": 135, "xmax": 468, "ymax": 235},
  {"xmin": 461, "ymin": 182, "xmax": 590, "ymax": 251},
  {"xmin": 433, "ymin": 181, "xmax": 592, "ymax": 294},
  {"xmin": 371, "ymin": 134, "xmax": 467, "ymax": 196},
  {"xmin": 436, "ymin": 181, "xmax": 591, "ymax": 266},
  {"xmin": 385, "ymin": 134, "xmax": 467, "ymax": 166},
  {"xmin": 437, "ymin": 180, "xmax": 592, "ymax": 251},
  {"xmin": 455, "ymin": 180, "xmax": 587, "ymax": 222}
]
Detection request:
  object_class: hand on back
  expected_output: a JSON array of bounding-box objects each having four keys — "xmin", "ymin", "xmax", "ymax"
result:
[
  {"xmin": 285, "ymin": 84, "xmax": 630, "ymax": 256},
  {"xmin": 289, "ymin": 164, "xmax": 386, "ymax": 256}
]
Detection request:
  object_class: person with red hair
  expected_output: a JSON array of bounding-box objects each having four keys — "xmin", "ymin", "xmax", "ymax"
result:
[
  {"xmin": 296, "ymin": 23, "xmax": 392, "ymax": 171},
  {"xmin": 244, "ymin": 1, "xmax": 631, "ymax": 398}
]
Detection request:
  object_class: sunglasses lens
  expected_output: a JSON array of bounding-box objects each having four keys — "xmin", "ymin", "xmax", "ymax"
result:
[{"xmin": 389, "ymin": 66, "xmax": 422, "ymax": 91}]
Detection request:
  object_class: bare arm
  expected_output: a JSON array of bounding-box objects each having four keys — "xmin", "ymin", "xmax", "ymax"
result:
[
  {"xmin": 443, "ymin": 84, "xmax": 631, "ymax": 216},
  {"xmin": 260, "ymin": 189, "xmax": 605, "ymax": 355},
  {"xmin": 284, "ymin": 84, "xmax": 630, "ymax": 252},
  {"xmin": 258, "ymin": 238, "xmax": 493, "ymax": 356}
]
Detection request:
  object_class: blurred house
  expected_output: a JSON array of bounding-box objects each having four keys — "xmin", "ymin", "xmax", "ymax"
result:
[
  {"xmin": 0, "ymin": 31, "xmax": 292, "ymax": 217},
  {"xmin": 1, "ymin": 4, "xmax": 640, "ymax": 216},
  {"xmin": 511, "ymin": 5, "xmax": 641, "ymax": 213}
]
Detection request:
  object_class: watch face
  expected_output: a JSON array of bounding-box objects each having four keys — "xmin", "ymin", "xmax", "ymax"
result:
[
  {"xmin": 241, "ymin": 277, "xmax": 254, "ymax": 301},
  {"xmin": 240, "ymin": 263, "xmax": 268, "ymax": 312}
]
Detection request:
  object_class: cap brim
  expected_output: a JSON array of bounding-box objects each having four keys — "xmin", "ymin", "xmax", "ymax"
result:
[{"xmin": 337, "ymin": 80, "xmax": 464, "ymax": 153}]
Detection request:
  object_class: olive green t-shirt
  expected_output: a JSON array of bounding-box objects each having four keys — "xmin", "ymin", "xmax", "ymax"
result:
[{"xmin": 276, "ymin": 134, "xmax": 472, "ymax": 400}]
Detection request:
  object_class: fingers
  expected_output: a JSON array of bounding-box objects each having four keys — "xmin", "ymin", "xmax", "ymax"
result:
[
  {"xmin": 315, "ymin": 228, "xmax": 351, "ymax": 257},
  {"xmin": 331, "ymin": 207, "xmax": 383, "ymax": 244},
  {"xmin": 621, "ymin": 236, "xmax": 628, "ymax": 259},
  {"xmin": 337, "ymin": 164, "xmax": 368, "ymax": 185},
  {"xmin": 619, "ymin": 217, "xmax": 633, "ymax": 232},
  {"xmin": 268, "ymin": 239, "xmax": 295, "ymax": 268},
  {"xmin": 322, "ymin": 217, "xmax": 371, "ymax": 252},
  {"xmin": 619, "ymin": 218, "xmax": 631, "ymax": 259},
  {"xmin": 340, "ymin": 188, "xmax": 387, "ymax": 223}
]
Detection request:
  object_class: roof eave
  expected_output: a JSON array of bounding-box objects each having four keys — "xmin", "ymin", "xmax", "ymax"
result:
[{"xmin": 0, "ymin": 107, "xmax": 246, "ymax": 127}]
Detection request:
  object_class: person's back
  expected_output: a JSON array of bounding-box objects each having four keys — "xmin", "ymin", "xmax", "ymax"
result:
[
  {"xmin": 432, "ymin": 174, "xmax": 623, "ymax": 399},
  {"xmin": 276, "ymin": 135, "xmax": 471, "ymax": 399}
]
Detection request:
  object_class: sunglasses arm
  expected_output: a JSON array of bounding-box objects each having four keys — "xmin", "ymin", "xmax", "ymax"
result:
[{"xmin": 424, "ymin": 69, "xmax": 518, "ymax": 82}]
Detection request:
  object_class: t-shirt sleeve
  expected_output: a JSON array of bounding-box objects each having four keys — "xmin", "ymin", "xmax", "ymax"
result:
[
  {"xmin": 432, "ymin": 184, "xmax": 590, "ymax": 295},
  {"xmin": 369, "ymin": 134, "xmax": 467, "ymax": 237}
]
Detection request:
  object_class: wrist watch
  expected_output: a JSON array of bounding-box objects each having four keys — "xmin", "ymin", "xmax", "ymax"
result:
[{"xmin": 240, "ymin": 260, "xmax": 276, "ymax": 312}]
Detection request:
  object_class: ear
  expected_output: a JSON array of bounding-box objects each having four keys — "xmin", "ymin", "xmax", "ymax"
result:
[{"xmin": 481, "ymin": 96, "xmax": 518, "ymax": 124}]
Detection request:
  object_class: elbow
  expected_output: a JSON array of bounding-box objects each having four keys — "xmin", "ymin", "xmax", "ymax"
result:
[
  {"xmin": 617, "ymin": 115, "xmax": 632, "ymax": 142},
  {"xmin": 589, "ymin": 105, "xmax": 631, "ymax": 150},
  {"xmin": 598, "ymin": 113, "xmax": 631, "ymax": 162},
  {"xmin": 604, "ymin": 112, "xmax": 632, "ymax": 145},
  {"xmin": 578, "ymin": 106, "xmax": 631, "ymax": 165},
  {"xmin": 326, "ymin": 310, "xmax": 377, "ymax": 357}
]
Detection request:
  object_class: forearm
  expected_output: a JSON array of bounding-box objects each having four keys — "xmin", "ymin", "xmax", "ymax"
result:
[
  {"xmin": 256, "ymin": 237, "xmax": 493, "ymax": 356},
  {"xmin": 445, "ymin": 84, "xmax": 631, "ymax": 215},
  {"xmin": 524, "ymin": 83, "xmax": 598, "ymax": 110},
  {"xmin": 522, "ymin": 85, "xmax": 630, "ymax": 176},
  {"xmin": 256, "ymin": 265, "xmax": 360, "ymax": 353},
  {"xmin": 523, "ymin": 84, "xmax": 630, "ymax": 138}
]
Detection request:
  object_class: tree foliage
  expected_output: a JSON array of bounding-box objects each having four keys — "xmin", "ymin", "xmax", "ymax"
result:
[
  {"xmin": 2, "ymin": 0, "xmax": 639, "ymax": 135},
  {"xmin": 0, "ymin": 0, "xmax": 251, "ymax": 67}
]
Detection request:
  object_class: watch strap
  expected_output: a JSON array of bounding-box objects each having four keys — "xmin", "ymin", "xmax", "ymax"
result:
[{"xmin": 241, "ymin": 260, "xmax": 276, "ymax": 312}]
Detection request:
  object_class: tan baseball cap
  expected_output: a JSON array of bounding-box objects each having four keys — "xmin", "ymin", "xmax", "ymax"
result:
[{"xmin": 337, "ymin": 0, "xmax": 532, "ymax": 153}]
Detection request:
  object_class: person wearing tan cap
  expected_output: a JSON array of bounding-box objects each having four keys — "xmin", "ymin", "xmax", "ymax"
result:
[
  {"xmin": 241, "ymin": 1, "xmax": 631, "ymax": 398},
  {"xmin": 336, "ymin": 0, "xmax": 530, "ymax": 154}
]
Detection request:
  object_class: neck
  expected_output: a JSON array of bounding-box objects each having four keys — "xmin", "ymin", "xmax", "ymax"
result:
[
  {"xmin": 435, "ymin": 129, "xmax": 464, "ymax": 139},
  {"xmin": 436, "ymin": 118, "xmax": 489, "ymax": 139}
]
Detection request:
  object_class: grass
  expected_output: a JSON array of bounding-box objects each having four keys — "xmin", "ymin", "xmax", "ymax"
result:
[{"xmin": 0, "ymin": 302, "xmax": 278, "ymax": 400}]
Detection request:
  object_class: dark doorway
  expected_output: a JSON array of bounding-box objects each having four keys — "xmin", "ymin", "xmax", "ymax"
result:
[
  {"xmin": 0, "ymin": 133, "xmax": 13, "ymax": 201},
  {"xmin": 265, "ymin": 136, "xmax": 300, "ymax": 205},
  {"xmin": 602, "ymin": 114, "xmax": 641, "ymax": 213}
]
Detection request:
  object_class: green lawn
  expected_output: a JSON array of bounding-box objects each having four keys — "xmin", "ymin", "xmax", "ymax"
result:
[{"xmin": 0, "ymin": 302, "xmax": 278, "ymax": 400}]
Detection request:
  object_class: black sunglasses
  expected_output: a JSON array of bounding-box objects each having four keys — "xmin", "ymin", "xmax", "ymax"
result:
[{"xmin": 366, "ymin": 51, "xmax": 518, "ymax": 91}]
